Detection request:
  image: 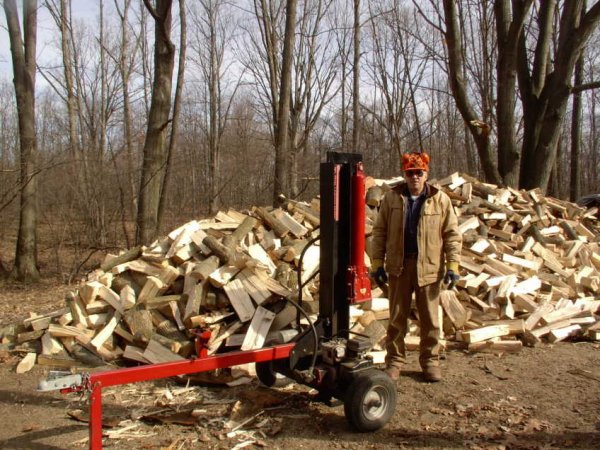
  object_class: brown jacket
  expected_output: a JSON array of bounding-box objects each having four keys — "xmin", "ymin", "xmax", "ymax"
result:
[{"xmin": 371, "ymin": 183, "xmax": 461, "ymax": 286}]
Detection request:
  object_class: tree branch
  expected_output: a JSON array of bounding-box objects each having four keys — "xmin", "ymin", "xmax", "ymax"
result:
[
  {"xmin": 571, "ymin": 80, "xmax": 600, "ymax": 94},
  {"xmin": 142, "ymin": 0, "xmax": 160, "ymax": 21}
]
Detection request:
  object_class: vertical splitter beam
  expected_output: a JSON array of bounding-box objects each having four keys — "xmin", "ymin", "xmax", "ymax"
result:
[
  {"xmin": 319, "ymin": 152, "xmax": 364, "ymax": 339},
  {"xmin": 319, "ymin": 158, "xmax": 339, "ymax": 338}
]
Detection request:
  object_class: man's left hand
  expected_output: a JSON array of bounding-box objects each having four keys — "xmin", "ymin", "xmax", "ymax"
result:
[{"xmin": 443, "ymin": 269, "xmax": 459, "ymax": 289}]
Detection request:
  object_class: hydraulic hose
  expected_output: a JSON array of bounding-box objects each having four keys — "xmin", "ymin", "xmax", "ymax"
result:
[{"xmin": 288, "ymin": 234, "xmax": 321, "ymax": 382}]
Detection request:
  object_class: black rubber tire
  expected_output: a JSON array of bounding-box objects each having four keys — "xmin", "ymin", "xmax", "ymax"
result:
[{"xmin": 343, "ymin": 369, "xmax": 397, "ymax": 432}]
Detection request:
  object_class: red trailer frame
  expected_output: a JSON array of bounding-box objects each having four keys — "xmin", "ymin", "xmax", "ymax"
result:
[
  {"xmin": 54, "ymin": 152, "xmax": 395, "ymax": 448},
  {"xmin": 61, "ymin": 343, "xmax": 294, "ymax": 449}
]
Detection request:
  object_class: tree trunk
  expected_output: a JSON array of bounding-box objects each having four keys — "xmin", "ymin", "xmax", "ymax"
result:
[
  {"xmin": 4, "ymin": 0, "xmax": 40, "ymax": 282},
  {"xmin": 0, "ymin": 255, "xmax": 8, "ymax": 279},
  {"xmin": 352, "ymin": 0, "xmax": 360, "ymax": 153},
  {"xmin": 139, "ymin": 1, "xmax": 152, "ymax": 116},
  {"xmin": 548, "ymin": 133, "xmax": 563, "ymax": 198},
  {"xmin": 273, "ymin": 0, "xmax": 296, "ymax": 205},
  {"xmin": 339, "ymin": 20, "xmax": 349, "ymax": 153},
  {"xmin": 570, "ymin": 7, "xmax": 585, "ymax": 202},
  {"xmin": 113, "ymin": 0, "xmax": 135, "ymax": 247},
  {"xmin": 340, "ymin": 58, "xmax": 347, "ymax": 152},
  {"xmin": 368, "ymin": 3, "xmax": 410, "ymax": 162},
  {"xmin": 253, "ymin": 0, "xmax": 281, "ymax": 202},
  {"xmin": 46, "ymin": 0, "xmax": 88, "ymax": 207},
  {"xmin": 442, "ymin": 0, "xmax": 502, "ymax": 185},
  {"xmin": 57, "ymin": 0, "xmax": 81, "ymax": 174},
  {"xmin": 136, "ymin": 0, "xmax": 175, "ymax": 245},
  {"xmin": 158, "ymin": 0, "xmax": 186, "ymax": 225},
  {"xmin": 464, "ymin": 122, "xmax": 477, "ymax": 176},
  {"xmin": 519, "ymin": 1, "xmax": 600, "ymax": 192},
  {"xmin": 590, "ymin": 81, "xmax": 599, "ymax": 193},
  {"xmin": 206, "ymin": 0, "xmax": 221, "ymax": 215},
  {"xmin": 520, "ymin": 80, "xmax": 571, "ymax": 191},
  {"xmin": 494, "ymin": 0, "xmax": 531, "ymax": 187},
  {"xmin": 97, "ymin": 0, "xmax": 109, "ymax": 246}
]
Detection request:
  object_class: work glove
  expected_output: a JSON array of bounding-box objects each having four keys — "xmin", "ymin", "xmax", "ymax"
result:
[
  {"xmin": 370, "ymin": 259, "xmax": 388, "ymax": 286},
  {"xmin": 443, "ymin": 262, "xmax": 460, "ymax": 289}
]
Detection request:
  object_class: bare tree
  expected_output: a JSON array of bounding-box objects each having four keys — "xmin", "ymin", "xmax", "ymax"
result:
[
  {"xmin": 272, "ymin": 0, "xmax": 297, "ymax": 204},
  {"xmin": 158, "ymin": 0, "xmax": 186, "ymax": 226},
  {"xmin": 494, "ymin": 0, "xmax": 532, "ymax": 188},
  {"xmin": 245, "ymin": 0, "xmax": 283, "ymax": 151},
  {"xmin": 330, "ymin": 0, "xmax": 353, "ymax": 152},
  {"xmin": 4, "ymin": 0, "xmax": 40, "ymax": 282},
  {"xmin": 288, "ymin": 0, "xmax": 339, "ymax": 197},
  {"xmin": 367, "ymin": 1, "xmax": 422, "ymax": 160},
  {"xmin": 570, "ymin": 31, "xmax": 585, "ymax": 201},
  {"xmin": 45, "ymin": 0, "xmax": 80, "ymax": 171},
  {"xmin": 43, "ymin": 0, "xmax": 124, "ymax": 245},
  {"xmin": 44, "ymin": 0, "xmax": 90, "ymax": 215},
  {"xmin": 0, "ymin": 82, "xmax": 15, "ymax": 279},
  {"xmin": 518, "ymin": 1, "xmax": 600, "ymax": 191},
  {"xmin": 241, "ymin": 0, "xmax": 339, "ymax": 200},
  {"xmin": 438, "ymin": 0, "xmax": 502, "ymax": 185},
  {"xmin": 113, "ymin": 0, "xmax": 137, "ymax": 246},
  {"xmin": 459, "ymin": 0, "xmax": 495, "ymax": 177},
  {"xmin": 0, "ymin": 83, "xmax": 19, "ymax": 216},
  {"xmin": 582, "ymin": 38, "xmax": 600, "ymax": 195},
  {"xmin": 436, "ymin": 0, "xmax": 600, "ymax": 191},
  {"xmin": 136, "ymin": 0, "xmax": 176, "ymax": 245},
  {"xmin": 188, "ymin": 0, "xmax": 238, "ymax": 214},
  {"xmin": 352, "ymin": 0, "xmax": 360, "ymax": 152}
]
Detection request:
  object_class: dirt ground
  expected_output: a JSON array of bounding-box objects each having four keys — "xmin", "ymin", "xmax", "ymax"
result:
[{"xmin": 1, "ymin": 280, "xmax": 600, "ymax": 450}]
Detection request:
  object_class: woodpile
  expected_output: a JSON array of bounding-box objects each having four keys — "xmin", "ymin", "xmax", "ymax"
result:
[
  {"xmin": 2, "ymin": 172, "xmax": 599, "ymax": 374},
  {"xmin": 364, "ymin": 172, "xmax": 600, "ymax": 354},
  {"xmin": 3, "ymin": 207, "xmax": 322, "ymax": 372}
]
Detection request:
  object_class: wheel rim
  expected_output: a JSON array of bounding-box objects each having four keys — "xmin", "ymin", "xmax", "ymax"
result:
[{"xmin": 361, "ymin": 385, "xmax": 387, "ymax": 420}]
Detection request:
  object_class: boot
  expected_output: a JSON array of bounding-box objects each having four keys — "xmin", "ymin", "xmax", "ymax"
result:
[
  {"xmin": 423, "ymin": 365, "xmax": 441, "ymax": 382},
  {"xmin": 384, "ymin": 365, "xmax": 401, "ymax": 381}
]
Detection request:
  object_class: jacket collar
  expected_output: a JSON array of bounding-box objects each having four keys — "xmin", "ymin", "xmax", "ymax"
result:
[{"xmin": 394, "ymin": 182, "xmax": 439, "ymax": 199}]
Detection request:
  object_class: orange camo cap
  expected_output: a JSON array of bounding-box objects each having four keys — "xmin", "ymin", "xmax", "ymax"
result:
[{"xmin": 402, "ymin": 152, "xmax": 430, "ymax": 171}]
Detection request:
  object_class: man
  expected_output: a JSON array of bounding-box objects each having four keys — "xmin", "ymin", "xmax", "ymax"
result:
[{"xmin": 370, "ymin": 152, "xmax": 461, "ymax": 382}]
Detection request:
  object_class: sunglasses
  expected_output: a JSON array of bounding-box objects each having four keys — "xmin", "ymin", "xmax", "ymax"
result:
[{"xmin": 405, "ymin": 170, "xmax": 425, "ymax": 177}]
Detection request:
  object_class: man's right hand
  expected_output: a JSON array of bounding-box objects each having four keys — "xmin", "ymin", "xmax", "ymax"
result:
[{"xmin": 370, "ymin": 259, "xmax": 388, "ymax": 286}]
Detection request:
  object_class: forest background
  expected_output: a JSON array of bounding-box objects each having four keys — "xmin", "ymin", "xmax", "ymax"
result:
[{"xmin": 1, "ymin": 0, "xmax": 600, "ymax": 283}]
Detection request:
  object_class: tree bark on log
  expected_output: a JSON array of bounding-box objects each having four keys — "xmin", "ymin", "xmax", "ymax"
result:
[{"xmin": 4, "ymin": 0, "xmax": 40, "ymax": 282}]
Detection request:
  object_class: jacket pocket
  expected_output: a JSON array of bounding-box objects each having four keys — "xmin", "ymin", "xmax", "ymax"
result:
[
  {"xmin": 422, "ymin": 212, "xmax": 441, "ymax": 245},
  {"xmin": 386, "ymin": 206, "xmax": 404, "ymax": 271},
  {"xmin": 420, "ymin": 211, "xmax": 442, "ymax": 269}
]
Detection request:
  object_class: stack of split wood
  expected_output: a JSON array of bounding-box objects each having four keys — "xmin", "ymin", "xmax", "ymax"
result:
[
  {"xmin": 363, "ymin": 172, "xmax": 600, "ymax": 355},
  {"xmin": 3, "ymin": 172, "xmax": 600, "ymax": 375},
  {"xmin": 6, "ymin": 206, "xmax": 325, "ymax": 372}
]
